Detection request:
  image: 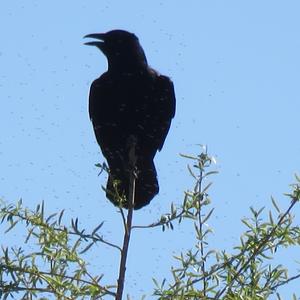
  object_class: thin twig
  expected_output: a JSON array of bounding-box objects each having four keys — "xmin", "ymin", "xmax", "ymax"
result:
[
  {"xmin": 93, "ymin": 235, "xmax": 122, "ymax": 252},
  {"xmin": 1, "ymin": 208, "xmax": 121, "ymax": 251},
  {"xmin": 271, "ymin": 272, "xmax": 300, "ymax": 291},
  {"xmin": 197, "ymin": 167, "xmax": 207, "ymax": 296},
  {"xmin": 1, "ymin": 285, "xmax": 74, "ymax": 300},
  {"xmin": 132, "ymin": 209, "xmax": 187, "ymax": 229},
  {"xmin": 119, "ymin": 207, "xmax": 127, "ymax": 231}
]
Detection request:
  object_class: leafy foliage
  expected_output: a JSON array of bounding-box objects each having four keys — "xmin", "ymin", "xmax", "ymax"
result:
[
  {"xmin": 153, "ymin": 151, "xmax": 300, "ymax": 300},
  {"xmin": 1, "ymin": 150, "xmax": 300, "ymax": 299},
  {"xmin": 0, "ymin": 201, "xmax": 116, "ymax": 299}
]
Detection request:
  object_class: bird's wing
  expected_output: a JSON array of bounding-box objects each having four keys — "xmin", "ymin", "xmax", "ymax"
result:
[
  {"xmin": 88, "ymin": 79, "xmax": 101, "ymax": 123},
  {"xmin": 89, "ymin": 76, "xmax": 113, "ymax": 127},
  {"xmin": 155, "ymin": 75, "xmax": 176, "ymax": 151},
  {"xmin": 88, "ymin": 76, "xmax": 114, "ymax": 152}
]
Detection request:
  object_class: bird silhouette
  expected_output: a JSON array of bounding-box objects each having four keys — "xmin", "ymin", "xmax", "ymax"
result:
[{"xmin": 85, "ymin": 29, "xmax": 176, "ymax": 209}]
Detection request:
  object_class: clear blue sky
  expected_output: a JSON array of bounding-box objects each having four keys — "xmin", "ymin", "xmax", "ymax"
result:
[{"xmin": 1, "ymin": 1, "xmax": 300, "ymax": 298}]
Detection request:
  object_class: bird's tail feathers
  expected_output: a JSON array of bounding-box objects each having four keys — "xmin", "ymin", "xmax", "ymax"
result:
[{"xmin": 106, "ymin": 158, "xmax": 158, "ymax": 209}]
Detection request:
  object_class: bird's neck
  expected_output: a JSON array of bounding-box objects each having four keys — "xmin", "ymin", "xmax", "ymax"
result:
[
  {"xmin": 108, "ymin": 64, "xmax": 147, "ymax": 75},
  {"xmin": 107, "ymin": 56, "xmax": 148, "ymax": 74}
]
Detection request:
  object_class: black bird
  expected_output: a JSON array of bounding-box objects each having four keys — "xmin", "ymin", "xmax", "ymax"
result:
[{"xmin": 85, "ymin": 29, "xmax": 176, "ymax": 209}]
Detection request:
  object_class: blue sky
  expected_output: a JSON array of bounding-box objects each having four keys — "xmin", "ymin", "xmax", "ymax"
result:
[{"xmin": 1, "ymin": 1, "xmax": 300, "ymax": 298}]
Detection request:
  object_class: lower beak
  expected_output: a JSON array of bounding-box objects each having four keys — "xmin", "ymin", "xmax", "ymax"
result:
[{"xmin": 84, "ymin": 33, "xmax": 106, "ymax": 47}]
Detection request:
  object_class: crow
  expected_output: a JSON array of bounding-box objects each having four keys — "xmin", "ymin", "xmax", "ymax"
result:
[{"xmin": 85, "ymin": 29, "xmax": 176, "ymax": 209}]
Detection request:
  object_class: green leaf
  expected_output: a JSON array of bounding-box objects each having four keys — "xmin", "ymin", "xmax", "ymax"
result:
[
  {"xmin": 179, "ymin": 153, "xmax": 198, "ymax": 160},
  {"xmin": 80, "ymin": 242, "xmax": 94, "ymax": 254},
  {"xmin": 4, "ymin": 220, "xmax": 18, "ymax": 233},
  {"xmin": 271, "ymin": 197, "xmax": 280, "ymax": 213},
  {"xmin": 58, "ymin": 209, "xmax": 65, "ymax": 225},
  {"xmin": 46, "ymin": 213, "xmax": 57, "ymax": 223},
  {"xmin": 202, "ymin": 208, "xmax": 214, "ymax": 224},
  {"xmin": 92, "ymin": 221, "xmax": 104, "ymax": 235}
]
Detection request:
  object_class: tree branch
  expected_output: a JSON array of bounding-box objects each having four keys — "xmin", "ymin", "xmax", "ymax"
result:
[{"xmin": 116, "ymin": 138, "xmax": 137, "ymax": 300}]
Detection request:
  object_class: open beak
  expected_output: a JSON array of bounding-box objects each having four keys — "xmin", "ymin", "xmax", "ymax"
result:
[{"xmin": 84, "ymin": 33, "xmax": 106, "ymax": 48}]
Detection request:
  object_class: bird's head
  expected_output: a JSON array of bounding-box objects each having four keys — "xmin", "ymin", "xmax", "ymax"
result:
[{"xmin": 84, "ymin": 29, "xmax": 148, "ymax": 71}]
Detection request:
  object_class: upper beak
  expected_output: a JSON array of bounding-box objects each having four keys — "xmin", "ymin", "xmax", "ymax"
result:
[{"xmin": 83, "ymin": 33, "xmax": 106, "ymax": 47}]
